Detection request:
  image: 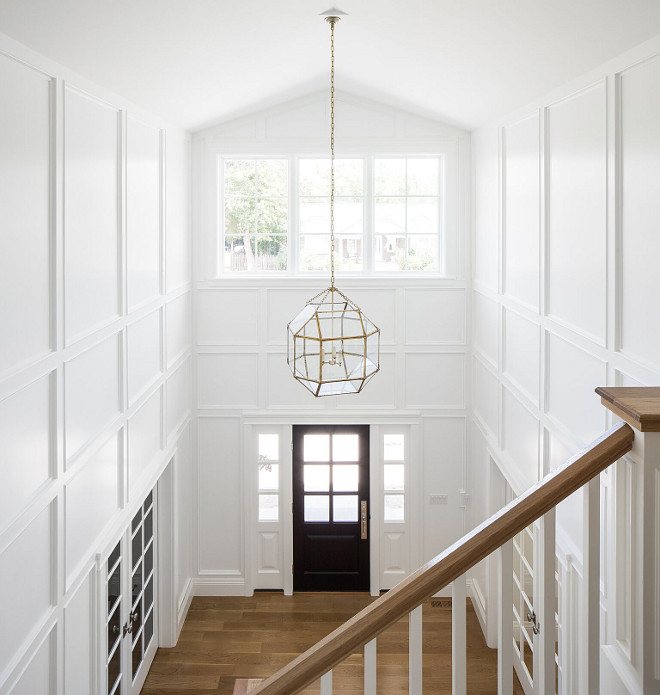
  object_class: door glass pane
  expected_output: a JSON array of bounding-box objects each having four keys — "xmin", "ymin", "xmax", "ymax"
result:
[
  {"xmin": 132, "ymin": 562, "xmax": 142, "ymax": 606},
  {"xmin": 145, "ymin": 610, "xmax": 154, "ymax": 649},
  {"xmin": 107, "ymin": 563, "xmax": 121, "ymax": 611},
  {"xmin": 107, "ymin": 645, "xmax": 121, "ymax": 694},
  {"xmin": 144, "ymin": 509, "xmax": 153, "ymax": 542},
  {"xmin": 132, "ymin": 638, "xmax": 143, "ymax": 681},
  {"xmin": 332, "ymin": 434, "xmax": 359, "ymax": 461},
  {"xmin": 259, "ymin": 494, "xmax": 279, "ymax": 521},
  {"xmin": 145, "ymin": 577, "xmax": 154, "ymax": 610},
  {"xmin": 144, "ymin": 543, "xmax": 154, "ymax": 580},
  {"xmin": 259, "ymin": 433, "xmax": 279, "ymax": 461},
  {"xmin": 304, "ymin": 464, "xmax": 330, "ymax": 491},
  {"xmin": 384, "ymin": 464, "xmax": 404, "ymax": 490},
  {"xmin": 131, "ymin": 508, "xmax": 141, "ymax": 533},
  {"xmin": 333, "ymin": 465, "xmax": 358, "ymax": 492},
  {"xmin": 132, "ymin": 530, "xmax": 142, "ymax": 570},
  {"xmin": 333, "ymin": 495, "xmax": 358, "ymax": 522},
  {"xmin": 304, "ymin": 495, "xmax": 329, "ymax": 521},
  {"xmin": 304, "ymin": 434, "xmax": 329, "ymax": 461},
  {"xmin": 384, "ymin": 494, "xmax": 405, "ymax": 522},
  {"xmin": 384, "ymin": 434, "xmax": 404, "ymax": 461},
  {"xmin": 107, "ymin": 605, "xmax": 121, "ymax": 656},
  {"xmin": 259, "ymin": 463, "xmax": 279, "ymax": 490}
]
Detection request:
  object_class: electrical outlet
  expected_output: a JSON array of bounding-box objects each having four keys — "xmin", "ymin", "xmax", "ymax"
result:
[{"xmin": 429, "ymin": 493, "xmax": 448, "ymax": 505}]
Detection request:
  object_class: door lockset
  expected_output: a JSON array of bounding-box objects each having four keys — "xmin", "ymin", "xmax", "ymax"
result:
[{"xmin": 360, "ymin": 500, "xmax": 368, "ymax": 540}]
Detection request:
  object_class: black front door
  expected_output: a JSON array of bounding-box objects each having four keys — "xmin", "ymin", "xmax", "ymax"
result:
[{"xmin": 293, "ymin": 425, "xmax": 370, "ymax": 591}]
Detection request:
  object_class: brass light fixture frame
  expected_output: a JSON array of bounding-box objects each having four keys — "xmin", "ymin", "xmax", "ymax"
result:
[{"xmin": 287, "ymin": 12, "xmax": 380, "ymax": 397}]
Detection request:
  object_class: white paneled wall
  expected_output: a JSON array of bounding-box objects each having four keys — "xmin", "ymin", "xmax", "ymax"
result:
[
  {"xmin": 471, "ymin": 36, "xmax": 660, "ymax": 691},
  {"xmin": 192, "ymin": 93, "xmax": 471, "ymax": 594},
  {"xmin": 0, "ymin": 34, "xmax": 192, "ymax": 694}
]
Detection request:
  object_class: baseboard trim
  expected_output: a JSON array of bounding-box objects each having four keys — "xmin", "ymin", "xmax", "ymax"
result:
[
  {"xmin": 193, "ymin": 577, "xmax": 251, "ymax": 596},
  {"xmin": 176, "ymin": 578, "xmax": 195, "ymax": 639}
]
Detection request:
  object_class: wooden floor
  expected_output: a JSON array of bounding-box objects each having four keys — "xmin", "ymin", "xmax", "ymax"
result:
[{"xmin": 142, "ymin": 592, "xmax": 524, "ymax": 694}]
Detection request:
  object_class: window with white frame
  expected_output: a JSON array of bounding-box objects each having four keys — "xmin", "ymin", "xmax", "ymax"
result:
[
  {"xmin": 218, "ymin": 155, "xmax": 446, "ymax": 275},
  {"xmin": 383, "ymin": 433, "xmax": 405, "ymax": 522},
  {"xmin": 258, "ymin": 433, "xmax": 280, "ymax": 521}
]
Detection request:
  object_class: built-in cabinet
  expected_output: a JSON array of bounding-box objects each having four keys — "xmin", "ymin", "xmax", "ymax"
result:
[{"xmin": 102, "ymin": 490, "xmax": 158, "ymax": 695}]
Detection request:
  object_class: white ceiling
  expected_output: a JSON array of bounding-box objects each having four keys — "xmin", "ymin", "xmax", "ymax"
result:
[{"xmin": 2, "ymin": 0, "xmax": 660, "ymax": 132}]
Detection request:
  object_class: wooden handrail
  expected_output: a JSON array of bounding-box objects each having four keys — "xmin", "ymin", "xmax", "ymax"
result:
[{"xmin": 251, "ymin": 421, "xmax": 634, "ymax": 695}]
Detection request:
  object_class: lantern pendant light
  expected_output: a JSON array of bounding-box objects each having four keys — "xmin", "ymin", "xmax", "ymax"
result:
[{"xmin": 287, "ymin": 12, "xmax": 380, "ymax": 397}]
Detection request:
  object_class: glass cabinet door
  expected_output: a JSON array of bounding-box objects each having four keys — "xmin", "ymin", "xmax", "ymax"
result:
[{"xmin": 103, "ymin": 488, "xmax": 158, "ymax": 695}]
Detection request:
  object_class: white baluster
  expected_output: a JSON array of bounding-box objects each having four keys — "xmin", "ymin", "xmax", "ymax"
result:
[
  {"xmin": 535, "ymin": 509, "xmax": 556, "ymax": 694},
  {"xmin": 364, "ymin": 638, "xmax": 377, "ymax": 695},
  {"xmin": 498, "ymin": 539, "xmax": 513, "ymax": 695},
  {"xmin": 409, "ymin": 605, "xmax": 423, "ymax": 695},
  {"xmin": 452, "ymin": 574, "xmax": 466, "ymax": 695},
  {"xmin": 320, "ymin": 670, "xmax": 332, "ymax": 695},
  {"xmin": 581, "ymin": 477, "xmax": 600, "ymax": 694}
]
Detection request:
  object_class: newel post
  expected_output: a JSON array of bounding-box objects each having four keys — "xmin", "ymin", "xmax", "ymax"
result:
[{"xmin": 596, "ymin": 387, "xmax": 660, "ymax": 694}]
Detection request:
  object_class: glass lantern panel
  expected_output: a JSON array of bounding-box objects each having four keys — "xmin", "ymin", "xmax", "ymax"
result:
[
  {"xmin": 333, "ymin": 495, "xmax": 359, "ymax": 522},
  {"xmin": 384, "ymin": 464, "xmax": 405, "ymax": 490},
  {"xmin": 384, "ymin": 434, "xmax": 405, "ymax": 461},
  {"xmin": 258, "ymin": 434, "xmax": 279, "ymax": 462},
  {"xmin": 259, "ymin": 494, "xmax": 279, "ymax": 521},
  {"xmin": 318, "ymin": 380, "xmax": 360, "ymax": 396},
  {"xmin": 295, "ymin": 336, "xmax": 321, "ymax": 381},
  {"xmin": 332, "ymin": 435, "xmax": 359, "ymax": 462},
  {"xmin": 304, "ymin": 435, "xmax": 329, "ymax": 461},
  {"xmin": 304, "ymin": 495, "xmax": 330, "ymax": 522},
  {"xmin": 258, "ymin": 464, "xmax": 279, "ymax": 491},
  {"xmin": 366, "ymin": 333, "xmax": 379, "ymax": 374},
  {"xmin": 288, "ymin": 303, "xmax": 316, "ymax": 337},
  {"xmin": 384, "ymin": 494, "xmax": 405, "ymax": 522},
  {"xmin": 333, "ymin": 464, "xmax": 359, "ymax": 491},
  {"xmin": 304, "ymin": 464, "xmax": 330, "ymax": 491}
]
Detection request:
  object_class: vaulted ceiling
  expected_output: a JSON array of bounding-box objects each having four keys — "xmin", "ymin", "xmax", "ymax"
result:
[{"xmin": 2, "ymin": 0, "xmax": 660, "ymax": 132}]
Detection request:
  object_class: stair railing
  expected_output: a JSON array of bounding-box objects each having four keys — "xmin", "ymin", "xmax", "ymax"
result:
[{"xmin": 251, "ymin": 419, "xmax": 634, "ymax": 695}]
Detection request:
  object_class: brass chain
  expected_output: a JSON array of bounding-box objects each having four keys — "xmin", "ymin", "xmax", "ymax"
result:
[{"xmin": 329, "ymin": 18, "xmax": 336, "ymax": 288}]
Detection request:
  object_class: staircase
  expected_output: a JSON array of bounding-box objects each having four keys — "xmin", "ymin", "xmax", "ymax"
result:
[{"xmin": 244, "ymin": 387, "xmax": 660, "ymax": 695}]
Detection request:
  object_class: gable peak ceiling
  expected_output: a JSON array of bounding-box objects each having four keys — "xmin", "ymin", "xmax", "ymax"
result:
[{"xmin": 1, "ymin": 0, "xmax": 660, "ymax": 131}]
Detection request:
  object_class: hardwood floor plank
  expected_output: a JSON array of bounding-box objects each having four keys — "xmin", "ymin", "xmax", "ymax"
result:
[{"xmin": 142, "ymin": 593, "xmax": 524, "ymax": 694}]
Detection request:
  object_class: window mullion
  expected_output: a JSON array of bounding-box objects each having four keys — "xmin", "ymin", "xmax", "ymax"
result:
[
  {"xmin": 364, "ymin": 156, "xmax": 373, "ymax": 275},
  {"xmin": 290, "ymin": 155, "xmax": 298, "ymax": 276}
]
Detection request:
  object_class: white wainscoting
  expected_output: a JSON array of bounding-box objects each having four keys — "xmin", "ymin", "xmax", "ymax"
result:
[
  {"xmin": 0, "ymin": 34, "xmax": 192, "ymax": 694},
  {"xmin": 471, "ymin": 36, "xmax": 660, "ymax": 691}
]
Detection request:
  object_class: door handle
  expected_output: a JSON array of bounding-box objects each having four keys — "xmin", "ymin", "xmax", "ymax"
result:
[{"xmin": 360, "ymin": 500, "xmax": 368, "ymax": 540}]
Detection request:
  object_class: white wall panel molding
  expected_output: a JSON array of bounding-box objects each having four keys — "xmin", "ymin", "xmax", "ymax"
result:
[
  {"xmin": 127, "ymin": 307, "xmax": 163, "ymax": 405},
  {"xmin": 404, "ymin": 352, "xmax": 465, "ymax": 409},
  {"xmin": 0, "ymin": 502, "xmax": 54, "ymax": 684},
  {"xmin": 545, "ymin": 80, "xmax": 608, "ymax": 347},
  {"xmin": 63, "ymin": 84, "xmax": 121, "ymax": 345},
  {"xmin": 472, "ymin": 290, "xmax": 499, "ymax": 370},
  {"xmin": 404, "ymin": 288, "xmax": 466, "ymax": 345},
  {"xmin": 502, "ymin": 111, "xmax": 541, "ymax": 312},
  {"xmin": 0, "ymin": 53, "xmax": 53, "ymax": 379},
  {"xmin": 502, "ymin": 306, "xmax": 541, "ymax": 407},
  {"xmin": 196, "ymin": 287, "xmax": 260, "ymax": 346},
  {"xmin": 1, "ymin": 621, "xmax": 56, "ymax": 695}
]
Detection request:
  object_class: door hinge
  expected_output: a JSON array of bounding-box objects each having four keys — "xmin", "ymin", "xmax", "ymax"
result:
[{"xmin": 291, "ymin": 564, "xmax": 294, "ymax": 574}]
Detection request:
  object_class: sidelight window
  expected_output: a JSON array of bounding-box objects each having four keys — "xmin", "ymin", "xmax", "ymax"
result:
[{"xmin": 258, "ymin": 433, "xmax": 280, "ymax": 521}]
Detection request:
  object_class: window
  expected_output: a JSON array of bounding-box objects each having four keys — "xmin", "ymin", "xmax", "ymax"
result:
[
  {"xmin": 258, "ymin": 433, "xmax": 279, "ymax": 522},
  {"xmin": 383, "ymin": 433, "xmax": 405, "ymax": 522},
  {"xmin": 299, "ymin": 158, "xmax": 364, "ymax": 271},
  {"xmin": 374, "ymin": 158, "xmax": 441, "ymax": 271},
  {"xmin": 223, "ymin": 159, "xmax": 288, "ymax": 272},
  {"xmin": 219, "ymin": 155, "xmax": 446, "ymax": 275}
]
